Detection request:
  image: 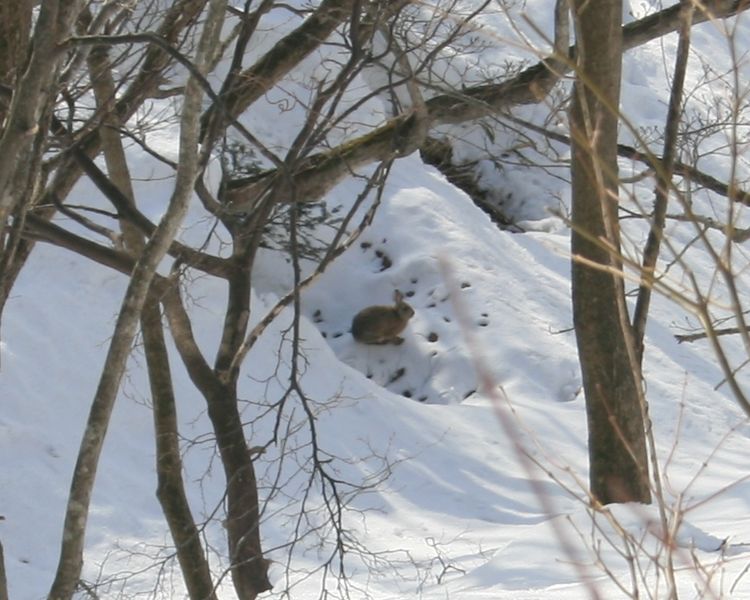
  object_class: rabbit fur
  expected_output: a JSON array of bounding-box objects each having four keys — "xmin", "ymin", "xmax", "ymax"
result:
[{"xmin": 351, "ymin": 290, "xmax": 415, "ymax": 345}]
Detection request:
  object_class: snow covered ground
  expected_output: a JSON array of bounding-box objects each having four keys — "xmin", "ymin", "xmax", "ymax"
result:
[{"xmin": 1, "ymin": 1, "xmax": 750, "ymax": 599}]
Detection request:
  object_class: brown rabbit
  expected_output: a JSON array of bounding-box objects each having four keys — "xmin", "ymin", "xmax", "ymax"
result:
[{"xmin": 351, "ymin": 290, "xmax": 415, "ymax": 345}]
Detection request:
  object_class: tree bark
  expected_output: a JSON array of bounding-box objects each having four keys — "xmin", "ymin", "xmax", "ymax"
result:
[
  {"xmin": 0, "ymin": 0, "xmax": 212, "ymax": 321},
  {"xmin": 0, "ymin": 0, "xmax": 31, "ymax": 122},
  {"xmin": 569, "ymin": 0, "xmax": 651, "ymax": 505},
  {"xmin": 0, "ymin": 1, "xmax": 85, "ymax": 223},
  {"xmin": 90, "ymin": 41, "xmax": 219, "ymax": 598},
  {"xmin": 0, "ymin": 1, "xmax": 76, "ymax": 343},
  {"xmin": 87, "ymin": 39, "xmax": 144, "ymax": 256},
  {"xmin": 142, "ymin": 294, "xmax": 219, "ymax": 600}
]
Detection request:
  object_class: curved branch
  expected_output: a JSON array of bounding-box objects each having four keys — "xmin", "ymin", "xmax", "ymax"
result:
[
  {"xmin": 24, "ymin": 213, "xmax": 135, "ymax": 275},
  {"xmin": 162, "ymin": 281, "xmax": 272, "ymax": 597},
  {"xmin": 418, "ymin": 0, "xmax": 748, "ymax": 124}
]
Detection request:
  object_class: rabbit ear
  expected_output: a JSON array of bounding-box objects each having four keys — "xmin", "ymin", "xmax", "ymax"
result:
[{"xmin": 393, "ymin": 289, "xmax": 403, "ymax": 303}]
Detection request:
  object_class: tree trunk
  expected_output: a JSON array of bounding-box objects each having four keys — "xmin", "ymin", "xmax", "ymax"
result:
[
  {"xmin": 0, "ymin": 1, "xmax": 85, "ymax": 223},
  {"xmin": 0, "ymin": 0, "xmax": 31, "ymax": 121},
  {"xmin": 0, "ymin": 539, "xmax": 8, "ymax": 600},
  {"xmin": 208, "ymin": 381, "xmax": 270, "ymax": 599},
  {"xmin": 162, "ymin": 286, "xmax": 271, "ymax": 599},
  {"xmin": 569, "ymin": 0, "xmax": 651, "ymax": 505},
  {"xmin": 0, "ymin": 0, "xmax": 61, "ymax": 345},
  {"xmin": 48, "ymin": 3, "xmax": 227, "ymax": 598},
  {"xmin": 142, "ymin": 294, "xmax": 218, "ymax": 600}
]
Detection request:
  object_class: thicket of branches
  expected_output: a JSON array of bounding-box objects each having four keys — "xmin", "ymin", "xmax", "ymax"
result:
[{"xmin": 0, "ymin": 0, "xmax": 748, "ymax": 598}]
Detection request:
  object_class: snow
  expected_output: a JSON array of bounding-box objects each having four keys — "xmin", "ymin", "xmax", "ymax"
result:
[{"xmin": 2, "ymin": 2, "xmax": 750, "ymax": 599}]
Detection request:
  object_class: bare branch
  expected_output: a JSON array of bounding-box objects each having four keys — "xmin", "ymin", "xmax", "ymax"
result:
[
  {"xmin": 675, "ymin": 326, "xmax": 750, "ymax": 343},
  {"xmin": 224, "ymin": 160, "xmax": 392, "ymax": 379},
  {"xmin": 49, "ymin": 2, "xmax": 228, "ymax": 597},
  {"xmin": 632, "ymin": 0, "xmax": 695, "ymax": 357},
  {"xmin": 224, "ymin": 1, "xmax": 750, "ymax": 211},
  {"xmin": 200, "ymin": 0, "xmax": 357, "ymax": 141}
]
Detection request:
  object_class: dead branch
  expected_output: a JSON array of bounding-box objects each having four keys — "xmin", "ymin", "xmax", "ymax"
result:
[{"xmin": 675, "ymin": 326, "xmax": 749, "ymax": 343}]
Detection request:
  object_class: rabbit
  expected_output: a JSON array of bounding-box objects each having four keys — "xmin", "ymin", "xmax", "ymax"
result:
[{"xmin": 351, "ymin": 290, "xmax": 415, "ymax": 345}]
